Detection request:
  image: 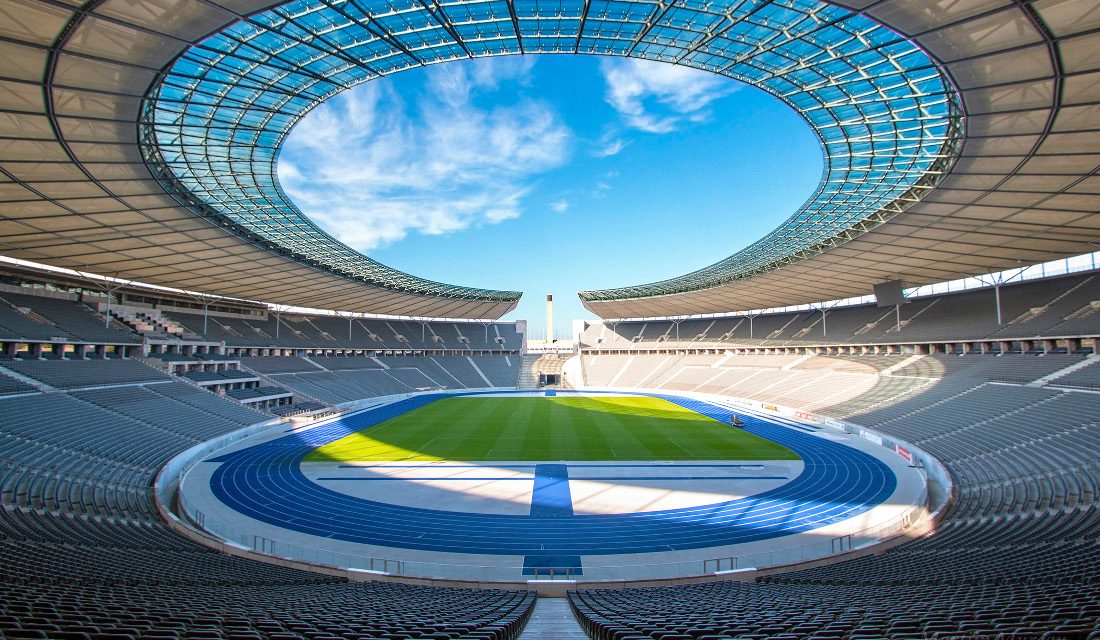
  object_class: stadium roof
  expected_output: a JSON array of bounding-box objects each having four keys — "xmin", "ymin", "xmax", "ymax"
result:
[
  {"xmin": 582, "ymin": 0, "xmax": 1100, "ymax": 317},
  {"xmin": 0, "ymin": 0, "xmax": 1097, "ymax": 320}
]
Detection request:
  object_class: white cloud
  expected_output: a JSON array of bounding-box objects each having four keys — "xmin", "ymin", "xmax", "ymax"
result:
[
  {"xmin": 465, "ymin": 56, "xmax": 536, "ymax": 90},
  {"xmin": 278, "ymin": 60, "xmax": 571, "ymax": 252},
  {"xmin": 599, "ymin": 58, "xmax": 738, "ymax": 133},
  {"xmin": 593, "ymin": 136, "xmax": 626, "ymax": 158},
  {"xmin": 551, "ymin": 200, "xmax": 569, "ymax": 213}
]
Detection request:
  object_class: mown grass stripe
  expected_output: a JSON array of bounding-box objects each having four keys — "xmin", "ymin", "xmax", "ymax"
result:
[{"xmin": 305, "ymin": 396, "xmax": 798, "ymax": 463}]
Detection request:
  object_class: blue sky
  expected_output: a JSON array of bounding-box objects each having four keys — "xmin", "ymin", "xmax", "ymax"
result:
[{"xmin": 279, "ymin": 56, "xmax": 822, "ymax": 339}]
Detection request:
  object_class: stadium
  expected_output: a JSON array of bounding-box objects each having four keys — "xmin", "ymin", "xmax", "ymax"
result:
[{"xmin": 1, "ymin": 0, "xmax": 1099, "ymax": 638}]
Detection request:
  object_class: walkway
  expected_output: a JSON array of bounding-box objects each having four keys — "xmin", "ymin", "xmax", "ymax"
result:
[{"xmin": 519, "ymin": 598, "xmax": 587, "ymax": 640}]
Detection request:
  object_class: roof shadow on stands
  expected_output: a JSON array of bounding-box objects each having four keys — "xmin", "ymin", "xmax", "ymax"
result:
[
  {"xmin": 808, "ymin": 357, "xmax": 1100, "ymax": 528},
  {"xmin": 818, "ymin": 358, "xmax": 947, "ymax": 423}
]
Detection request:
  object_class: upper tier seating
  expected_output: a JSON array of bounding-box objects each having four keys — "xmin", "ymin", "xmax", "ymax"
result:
[
  {"xmin": 162, "ymin": 311, "xmax": 522, "ymax": 352},
  {"xmin": 581, "ymin": 271, "xmax": 1100, "ymax": 349},
  {"xmin": 239, "ymin": 356, "xmax": 322, "ymax": 374},
  {"xmin": 2, "ymin": 359, "xmax": 169, "ymax": 389},
  {"xmin": 888, "ymin": 353, "xmax": 1083, "ymax": 382},
  {"xmin": 0, "ymin": 291, "xmax": 139, "ymax": 344}
]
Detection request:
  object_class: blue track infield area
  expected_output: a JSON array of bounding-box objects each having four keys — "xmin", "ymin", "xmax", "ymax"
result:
[{"xmin": 204, "ymin": 391, "xmax": 897, "ymax": 566}]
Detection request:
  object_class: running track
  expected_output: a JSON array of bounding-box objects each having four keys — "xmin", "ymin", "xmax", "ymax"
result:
[{"xmin": 204, "ymin": 391, "xmax": 896, "ymax": 562}]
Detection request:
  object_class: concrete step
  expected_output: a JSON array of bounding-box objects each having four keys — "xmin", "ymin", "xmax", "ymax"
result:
[{"xmin": 519, "ymin": 597, "xmax": 588, "ymax": 640}]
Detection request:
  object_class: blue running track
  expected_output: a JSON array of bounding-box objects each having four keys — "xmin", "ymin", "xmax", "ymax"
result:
[{"xmin": 205, "ymin": 391, "xmax": 896, "ymax": 563}]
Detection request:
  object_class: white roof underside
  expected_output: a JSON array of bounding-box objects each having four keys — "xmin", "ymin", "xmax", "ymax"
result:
[
  {"xmin": 0, "ymin": 0, "xmax": 1097, "ymax": 319},
  {"xmin": 584, "ymin": 0, "xmax": 1100, "ymax": 317}
]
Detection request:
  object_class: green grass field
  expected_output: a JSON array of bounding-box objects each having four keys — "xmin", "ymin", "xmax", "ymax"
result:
[{"xmin": 306, "ymin": 396, "xmax": 799, "ymax": 462}]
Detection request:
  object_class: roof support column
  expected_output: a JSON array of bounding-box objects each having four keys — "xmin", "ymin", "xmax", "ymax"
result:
[{"xmin": 976, "ymin": 268, "xmax": 1026, "ymax": 327}]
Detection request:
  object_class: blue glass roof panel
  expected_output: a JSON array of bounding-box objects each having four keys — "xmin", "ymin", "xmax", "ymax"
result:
[{"xmin": 140, "ymin": 0, "xmax": 961, "ymax": 304}]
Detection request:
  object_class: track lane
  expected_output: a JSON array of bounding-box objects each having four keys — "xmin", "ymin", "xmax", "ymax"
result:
[{"xmin": 204, "ymin": 391, "xmax": 896, "ymax": 557}]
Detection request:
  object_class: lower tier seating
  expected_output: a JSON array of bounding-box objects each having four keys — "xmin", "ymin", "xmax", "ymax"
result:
[
  {"xmin": 570, "ymin": 579, "xmax": 1099, "ymax": 640},
  {"xmin": 0, "ymin": 365, "xmax": 535, "ymax": 639},
  {"xmin": 567, "ymin": 352, "xmax": 1100, "ymax": 638},
  {"xmin": 0, "ymin": 516, "xmax": 535, "ymax": 639},
  {"xmin": 1, "ymin": 350, "xmax": 1097, "ymax": 638}
]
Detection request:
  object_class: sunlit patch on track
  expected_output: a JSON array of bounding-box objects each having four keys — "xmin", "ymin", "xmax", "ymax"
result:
[{"xmin": 180, "ymin": 390, "xmax": 925, "ymax": 580}]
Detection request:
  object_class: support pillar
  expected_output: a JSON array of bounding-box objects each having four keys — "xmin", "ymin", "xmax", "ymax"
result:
[
  {"xmin": 103, "ymin": 282, "xmax": 120, "ymax": 329},
  {"xmin": 994, "ymin": 284, "xmax": 1003, "ymax": 326}
]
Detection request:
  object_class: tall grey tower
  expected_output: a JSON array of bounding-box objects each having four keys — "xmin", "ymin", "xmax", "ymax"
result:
[{"xmin": 546, "ymin": 293, "xmax": 554, "ymax": 343}]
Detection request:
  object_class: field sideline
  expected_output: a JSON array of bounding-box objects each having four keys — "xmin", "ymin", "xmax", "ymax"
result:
[{"xmin": 306, "ymin": 395, "xmax": 799, "ymax": 462}]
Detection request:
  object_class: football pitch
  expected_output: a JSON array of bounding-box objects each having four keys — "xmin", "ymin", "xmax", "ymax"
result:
[{"xmin": 306, "ymin": 395, "xmax": 799, "ymax": 462}]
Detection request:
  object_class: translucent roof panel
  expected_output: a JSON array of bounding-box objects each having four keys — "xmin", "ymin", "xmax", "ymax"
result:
[{"xmin": 141, "ymin": 0, "xmax": 961, "ymax": 307}]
